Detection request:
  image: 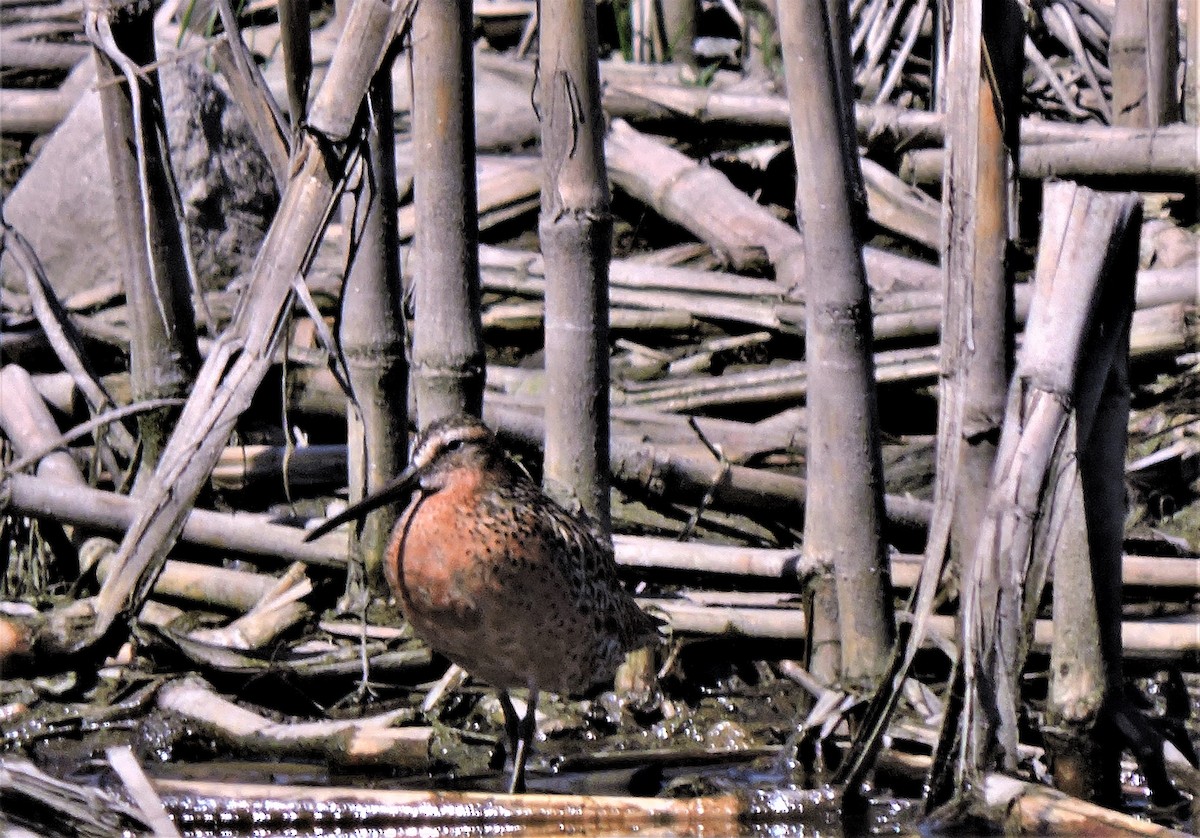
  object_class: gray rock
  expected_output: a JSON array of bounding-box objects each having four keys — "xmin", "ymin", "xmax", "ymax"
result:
[{"xmin": 1, "ymin": 53, "xmax": 277, "ymax": 300}]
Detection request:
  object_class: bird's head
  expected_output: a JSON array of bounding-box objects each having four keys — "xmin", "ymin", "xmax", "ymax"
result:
[
  {"xmin": 408, "ymin": 414, "xmax": 495, "ymax": 473},
  {"xmin": 304, "ymin": 414, "xmax": 498, "ymax": 542}
]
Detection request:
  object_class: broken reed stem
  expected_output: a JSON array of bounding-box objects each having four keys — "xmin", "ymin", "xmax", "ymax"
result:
[
  {"xmin": 642, "ymin": 599, "xmax": 1199, "ymax": 658},
  {"xmin": 0, "ymin": 364, "xmax": 91, "ymax": 550},
  {"xmin": 0, "ymin": 365, "xmax": 91, "ymax": 490},
  {"xmin": 156, "ymin": 677, "xmax": 432, "ymax": 768},
  {"xmin": 1044, "ymin": 430, "xmax": 1112, "ymax": 800},
  {"xmin": 1042, "ymin": 187, "xmax": 1142, "ymax": 801},
  {"xmin": 208, "ymin": 37, "xmax": 290, "ymax": 186},
  {"xmin": 2, "ymin": 220, "xmax": 136, "ymax": 478},
  {"xmin": 91, "ymin": 553, "xmax": 279, "ymax": 611},
  {"xmin": 941, "ymin": 182, "xmax": 1142, "ymax": 804},
  {"xmin": 901, "ymin": 134, "xmax": 1200, "ymax": 182}
]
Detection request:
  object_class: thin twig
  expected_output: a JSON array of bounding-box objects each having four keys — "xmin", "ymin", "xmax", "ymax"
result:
[
  {"xmin": 1044, "ymin": 2, "xmax": 1111, "ymax": 121},
  {"xmin": 1024, "ymin": 36, "xmax": 1092, "ymax": 119},
  {"xmin": 874, "ymin": 0, "xmax": 929, "ymax": 103},
  {"xmin": 676, "ymin": 417, "xmax": 731, "ymax": 542},
  {"xmin": 3, "ymin": 398, "xmax": 186, "ymax": 477}
]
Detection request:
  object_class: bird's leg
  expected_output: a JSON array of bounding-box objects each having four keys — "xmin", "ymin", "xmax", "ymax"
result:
[
  {"xmin": 497, "ymin": 690, "xmax": 521, "ymax": 770},
  {"xmin": 507, "ymin": 689, "xmax": 539, "ymax": 794}
]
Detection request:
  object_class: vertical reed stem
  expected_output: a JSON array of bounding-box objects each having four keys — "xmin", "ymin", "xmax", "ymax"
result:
[
  {"xmin": 340, "ymin": 61, "xmax": 407, "ymax": 588},
  {"xmin": 88, "ymin": 0, "xmax": 199, "ymax": 479},
  {"xmin": 538, "ymin": 0, "xmax": 613, "ymax": 531},
  {"xmin": 410, "ymin": 0, "xmax": 485, "ymax": 426},
  {"xmin": 779, "ymin": 0, "xmax": 894, "ymax": 684}
]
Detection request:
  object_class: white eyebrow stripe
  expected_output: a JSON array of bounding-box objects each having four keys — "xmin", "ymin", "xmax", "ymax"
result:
[{"xmin": 410, "ymin": 421, "xmax": 492, "ymax": 469}]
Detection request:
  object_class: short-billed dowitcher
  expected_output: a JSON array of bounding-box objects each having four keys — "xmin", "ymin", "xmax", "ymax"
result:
[{"xmin": 307, "ymin": 414, "xmax": 660, "ymax": 792}]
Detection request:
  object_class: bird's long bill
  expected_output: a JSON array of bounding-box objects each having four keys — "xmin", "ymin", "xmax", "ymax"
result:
[{"xmin": 303, "ymin": 463, "xmax": 421, "ymax": 542}]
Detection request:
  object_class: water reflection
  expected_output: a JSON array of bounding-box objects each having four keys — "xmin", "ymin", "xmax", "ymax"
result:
[{"xmin": 165, "ymin": 786, "xmax": 920, "ymax": 838}]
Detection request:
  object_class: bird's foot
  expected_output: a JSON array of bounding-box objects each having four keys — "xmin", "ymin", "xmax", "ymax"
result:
[
  {"xmin": 1104, "ymin": 699, "xmax": 1192, "ymax": 810},
  {"xmin": 497, "ymin": 689, "xmax": 538, "ymax": 794},
  {"xmin": 506, "ymin": 755, "xmax": 527, "ymax": 795}
]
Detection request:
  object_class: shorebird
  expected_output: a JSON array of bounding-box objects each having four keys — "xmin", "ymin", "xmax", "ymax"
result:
[{"xmin": 306, "ymin": 414, "xmax": 661, "ymax": 792}]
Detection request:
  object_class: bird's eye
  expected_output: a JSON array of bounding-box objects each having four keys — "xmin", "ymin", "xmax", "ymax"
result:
[{"xmin": 445, "ymin": 438, "xmax": 464, "ymax": 452}]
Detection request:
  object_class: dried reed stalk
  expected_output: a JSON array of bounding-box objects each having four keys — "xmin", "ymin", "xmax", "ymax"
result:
[
  {"xmin": 538, "ymin": 0, "xmax": 614, "ymax": 527},
  {"xmin": 1110, "ymin": 0, "xmax": 1180, "ymax": 127},
  {"xmin": 410, "ymin": 0, "xmax": 485, "ymax": 424},
  {"xmin": 87, "ymin": 0, "xmax": 201, "ymax": 477},
  {"xmin": 147, "ymin": 748, "xmax": 1196, "ymax": 837},
  {"xmin": 276, "ymin": 0, "xmax": 311, "ymax": 129},
  {"xmin": 902, "ymin": 132, "xmax": 1200, "ymax": 181},
  {"xmin": 933, "ymin": 183, "xmax": 1142, "ymax": 811},
  {"xmin": 1, "ymin": 472, "xmax": 346, "ymax": 566},
  {"xmin": 8, "ymin": 0, "xmax": 417, "ymax": 664},
  {"xmin": 939, "ymin": 0, "xmax": 1022, "ymax": 608},
  {"xmin": 780, "ymin": 0, "xmax": 893, "ymax": 686},
  {"xmin": 157, "ymin": 677, "xmax": 433, "ymax": 767},
  {"xmin": 339, "ymin": 62, "xmax": 407, "ymax": 586}
]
